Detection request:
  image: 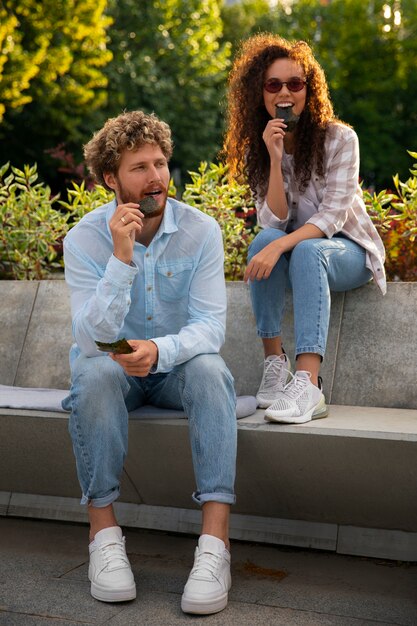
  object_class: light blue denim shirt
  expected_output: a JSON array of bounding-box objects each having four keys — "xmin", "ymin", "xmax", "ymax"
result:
[{"xmin": 63, "ymin": 197, "xmax": 227, "ymax": 372}]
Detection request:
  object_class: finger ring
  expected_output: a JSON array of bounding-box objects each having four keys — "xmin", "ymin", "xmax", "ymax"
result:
[{"xmin": 120, "ymin": 216, "xmax": 126, "ymax": 224}]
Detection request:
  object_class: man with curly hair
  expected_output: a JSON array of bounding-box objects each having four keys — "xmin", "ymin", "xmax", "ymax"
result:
[
  {"xmin": 224, "ymin": 34, "xmax": 385, "ymax": 424},
  {"xmin": 62, "ymin": 110, "xmax": 236, "ymax": 615}
]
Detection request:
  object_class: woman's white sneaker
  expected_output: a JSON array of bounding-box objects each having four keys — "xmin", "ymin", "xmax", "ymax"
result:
[
  {"xmin": 264, "ymin": 370, "xmax": 328, "ymax": 424},
  {"xmin": 256, "ymin": 354, "xmax": 291, "ymax": 408},
  {"xmin": 181, "ymin": 534, "xmax": 231, "ymax": 615},
  {"xmin": 88, "ymin": 526, "xmax": 136, "ymax": 602}
]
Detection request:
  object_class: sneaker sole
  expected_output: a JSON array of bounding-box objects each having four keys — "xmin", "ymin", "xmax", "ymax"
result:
[
  {"xmin": 265, "ymin": 395, "xmax": 328, "ymax": 424},
  {"xmin": 90, "ymin": 581, "xmax": 136, "ymax": 603},
  {"xmin": 181, "ymin": 591, "xmax": 228, "ymax": 615}
]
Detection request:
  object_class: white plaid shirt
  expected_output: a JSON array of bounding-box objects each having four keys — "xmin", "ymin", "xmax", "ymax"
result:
[{"xmin": 256, "ymin": 123, "xmax": 386, "ymax": 294}]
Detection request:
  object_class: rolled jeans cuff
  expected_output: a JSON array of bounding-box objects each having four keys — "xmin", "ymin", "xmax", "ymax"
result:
[
  {"xmin": 192, "ymin": 491, "xmax": 236, "ymax": 506},
  {"xmin": 295, "ymin": 345, "xmax": 325, "ymax": 358},
  {"xmin": 81, "ymin": 486, "xmax": 120, "ymax": 508}
]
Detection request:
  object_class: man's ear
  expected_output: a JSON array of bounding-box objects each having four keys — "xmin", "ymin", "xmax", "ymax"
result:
[{"xmin": 103, "ymin": 171, "xmax": 117, "ymax": 190}]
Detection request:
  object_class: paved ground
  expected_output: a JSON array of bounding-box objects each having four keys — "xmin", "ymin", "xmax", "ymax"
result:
[{"xmin": 0, "ymin": 517, "xmax": 416, "ymax": 625}]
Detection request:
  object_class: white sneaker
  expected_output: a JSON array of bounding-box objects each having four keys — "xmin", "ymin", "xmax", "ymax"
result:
[
  {"xmin": 181, "ymin": 534, "xmax": 231, "ymax": 615},
  {"xmin": 264, "ymin": 371, "xmax": 328, "ymax": 424},
  {"xmin": 88, "ymin": 526, "xmax": 136, "ymax": 602},
  {"xmin": 256, "ymin": 354, "xmax": 291, "ymax": 408}
]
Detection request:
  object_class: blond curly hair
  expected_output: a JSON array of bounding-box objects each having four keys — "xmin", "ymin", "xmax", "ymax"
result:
[{"xmin": 84, "ymin": 110, "xmax": 173, "ymax": 188}]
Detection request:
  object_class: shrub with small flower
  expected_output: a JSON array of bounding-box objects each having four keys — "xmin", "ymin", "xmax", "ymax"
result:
[{"xmin": 364, "ymin": 151, "xmax": 417, "ymax": 281}]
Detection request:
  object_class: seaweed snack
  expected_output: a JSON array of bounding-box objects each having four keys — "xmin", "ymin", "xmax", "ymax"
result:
[
  {"xmin": 139, "ymin": 195, "xmax": 159, "ymax": 216},
  {"xmin": 275, "ymin": 104, "xmax": 300, "ymax": 132},
  {"xmin": 95, "ymin": 338, "xmax": 134, "ymax": 354}
]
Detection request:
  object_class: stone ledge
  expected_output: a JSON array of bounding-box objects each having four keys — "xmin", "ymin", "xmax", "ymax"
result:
[
  {"xmin": 2, "ymin": 492, "xmax": 416, "ymax": 561},
  {"xmin": 1, "ymin": 405, "xmax": 416, "ymax": 549}
]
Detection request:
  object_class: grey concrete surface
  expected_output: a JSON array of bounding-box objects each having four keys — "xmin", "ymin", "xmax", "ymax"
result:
[
  {"xmin": 1, "ymin": 517, "xmax": 416, "ymax": 626},
  {"xmin": 14, "ymin": 280, "xmax": 73, "ymax": 389},
  {"xmin": 2, "ymin": 406, "xmax": 417, "ymax": 539},
  {"xmin": 2, "ymin": 279, "xmax": 416, "ymax": 408},
  {"xmin": 331, "ymin": 282, "xmax": 417, "ymax": 409},
  {"xmin": 1, "ymin": 280, "xmax": 417, "ymax": 562},
  {"xmin": 0, "ymin": 281, "xmax": 38, "ymax": 386}
]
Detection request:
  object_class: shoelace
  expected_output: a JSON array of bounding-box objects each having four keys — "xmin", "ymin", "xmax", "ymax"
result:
[
  {"xmin": 262, "ymin": 357, "xmax": 287, "ymax": 387},
  {"xmin": 282, "ymin": 371, "xmax": 311, "ymax": 399},
  {"xmin": 191, "ymin": 550, "xmax": 221, "ymax": 580},
  {"xmin": 99, "ymin": 538, "xmax": 129, "ymax": 571}
]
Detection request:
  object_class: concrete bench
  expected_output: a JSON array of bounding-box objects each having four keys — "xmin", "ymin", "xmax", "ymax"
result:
[{"xmin": 1, "ymin": 279, "xmax": 416, "ymax": 561}]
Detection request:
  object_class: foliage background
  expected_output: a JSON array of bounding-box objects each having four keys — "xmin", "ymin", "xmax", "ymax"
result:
[
  {"xmin": 1, "ymin": 153, "xmax": 416, "ymax": 281},
  {"xmin": 1, "ymin": 0, "xmax": 417, "ymax": 191}
]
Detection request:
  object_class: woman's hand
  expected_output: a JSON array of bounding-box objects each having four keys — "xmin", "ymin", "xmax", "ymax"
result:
[
  {"xmin": 244, "ymin": 240, "xmax": 284, "ymax": 282},
  {"xmin": 262, "ymin": 119, "xmax": 287, "ymax": 163}
]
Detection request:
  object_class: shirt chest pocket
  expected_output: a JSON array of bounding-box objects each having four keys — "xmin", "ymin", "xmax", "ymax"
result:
[{"xmin": 156, "ymin": 260, "xmax": 194, "ymax": 301}]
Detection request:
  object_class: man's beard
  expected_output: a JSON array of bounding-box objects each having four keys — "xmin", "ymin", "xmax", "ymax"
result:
[{"xmin": 117, "ymin": 180, "xmax": 167, "ymax": 219}]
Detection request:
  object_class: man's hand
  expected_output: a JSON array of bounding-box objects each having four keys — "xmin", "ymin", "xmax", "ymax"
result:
[
  {"xmin": 109, "ymin": 203, "xmax": 144, "ymax": 265},
  {"xmin": 244, "ymin": 240, "xmax": 284, "ymax": 282},
  {"xmin": 110, "ymin": 339, "xmax": 158, "ymax": 377}
]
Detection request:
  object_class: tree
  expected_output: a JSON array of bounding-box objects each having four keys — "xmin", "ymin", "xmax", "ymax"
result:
[
  {"xmin": 274, "ymin": 0, "xmax": 417, "ymax": 189},
  {"xmin": 220, "ymin": 0, "xmax": 278, "ymax": 56},
  {"xmin": 0, "ymin": 0, "xmax": 112, "ymax": 182},
  {"xmin": 105, "ymin": 0, "xmax": 231, "ymax": 181}
]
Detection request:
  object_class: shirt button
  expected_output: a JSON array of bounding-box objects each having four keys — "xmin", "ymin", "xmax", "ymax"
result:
[
  {"xmin": 166, "ymin": 271, "xmax": 172, "ymax": 277},
  {"xmin": 145, "ymin": 253, "xmax": 150, "ymax": 258},
  {"xmin": 147, "ymin": 315, "xmax": 152, "ymax": 320},
  {"xmin": 147, "ymin": 286, "xmax": 152, "ymax": 291}
]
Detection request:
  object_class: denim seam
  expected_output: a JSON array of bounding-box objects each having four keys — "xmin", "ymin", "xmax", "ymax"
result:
[{"xmin": 70, "ymin": 387, "xmax": 94, "ymax": 500}]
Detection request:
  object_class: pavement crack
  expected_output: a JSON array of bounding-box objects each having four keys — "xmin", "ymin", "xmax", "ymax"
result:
[{"xmin": 0, "ymin": 609, "xmax": 94, "ymax": 623}]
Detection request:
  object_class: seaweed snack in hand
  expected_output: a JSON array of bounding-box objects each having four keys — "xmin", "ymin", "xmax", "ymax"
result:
[
  {"xmin": 139, "ymin": 195, "xmax": 159, "ymax": 217},
  {"xmin": 95, "ymin": 338, "xmax": 134, "ymax": 354},
  {"xmin": 275, "ymin": 104, "xmax": 300, "ymax": 132}
]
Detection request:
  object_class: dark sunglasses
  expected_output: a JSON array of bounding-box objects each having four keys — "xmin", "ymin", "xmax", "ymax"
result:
[{"xmin": 264, "ymin": 78, "xmax": 307, "ymax": 93}]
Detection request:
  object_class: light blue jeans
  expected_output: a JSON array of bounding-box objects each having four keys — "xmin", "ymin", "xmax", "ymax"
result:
[
  {"xmin": 248, "ymin": 229, "xmax": 373, "ymax": 357},
  {"xmin": 62, "ymin": 349, "xmax": 237, "ymax": 508}
]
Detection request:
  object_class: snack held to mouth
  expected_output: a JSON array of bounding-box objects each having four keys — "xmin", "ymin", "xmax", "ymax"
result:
[
  {"xmin": 139, "ymin": 195, "xmax": 159, "ymax": 215},
  {"xmin": 95, "ymin": 338, "xmax": 134, "ymax": 354},
  {"xmin": 275, "ymin": 104, "xmax": 300, "ymax": 132}
]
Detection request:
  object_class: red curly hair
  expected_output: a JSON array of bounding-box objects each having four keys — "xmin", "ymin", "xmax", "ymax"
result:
[{"xmin": 223, "ymin": 33, "xmax": 341, "ymax": 196}]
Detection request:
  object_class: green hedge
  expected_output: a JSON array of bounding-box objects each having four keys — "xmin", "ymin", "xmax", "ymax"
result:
[{"xmin": 1, "ymin": 154, "xmax": 416, "ymax": 281}]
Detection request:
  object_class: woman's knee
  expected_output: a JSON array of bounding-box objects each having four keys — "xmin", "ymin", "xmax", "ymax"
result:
[
  {"xmin": 248, "ymin": 228, "xmax": 286, "ymax": 259},
  {"xmin": 290, "ymin": 238, "xmax": 324, "ymax": 269}
]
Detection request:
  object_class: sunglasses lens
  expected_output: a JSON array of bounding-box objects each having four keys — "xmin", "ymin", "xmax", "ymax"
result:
[
  {"xmin": 287, "ymin": 80, "xmax": 305, "ymax": 92},
  {"xmin": 264, "ymin": 79, "xmax": 282, "ymax": 93}
]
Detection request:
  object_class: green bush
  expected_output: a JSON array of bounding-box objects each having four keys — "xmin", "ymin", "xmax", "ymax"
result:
[
  {"xmin": 182, "ymin": 162, "xmax": 257, "ymax": 280},
  {"xmin": 0, "ymin": 163, "xmax": 69, "ymax": 279},
  {"xmin": 2, "ymin": 155, "xmax": 417, "ymax": 282},
  {"xmin": 364, "ymin": 151, "xmax": 417, "ymax": 281}
]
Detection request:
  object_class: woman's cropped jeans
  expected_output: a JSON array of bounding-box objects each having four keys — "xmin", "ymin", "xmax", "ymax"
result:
[
  {"xmin": 248, "ymin": 229, "xmax": 373, "ymax": 358},
  {"xmin": 62, "ymin": 350, "xmax": 237, "ymax": 508}
]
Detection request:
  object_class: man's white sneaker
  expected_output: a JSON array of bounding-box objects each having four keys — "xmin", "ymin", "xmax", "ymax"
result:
[
  {"xmin": 256, "ymin": 354, "xmax": 291, "ymax": 408},
  {"xmin": 264, "ymin": 370, "xmax": 328, "ymax": 424},
  {"xmin": 181, "ymin": 534, "xmax": 231, "ymax": 615},
  {"xmin": 88, "ymin": 526, "xmax": 136, "ymax": 602}
]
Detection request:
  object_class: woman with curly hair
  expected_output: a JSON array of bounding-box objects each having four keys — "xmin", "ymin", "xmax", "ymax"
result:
[{"xmin": 224, "ymin": 34, "xmax": 386, "ymax": 424}]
